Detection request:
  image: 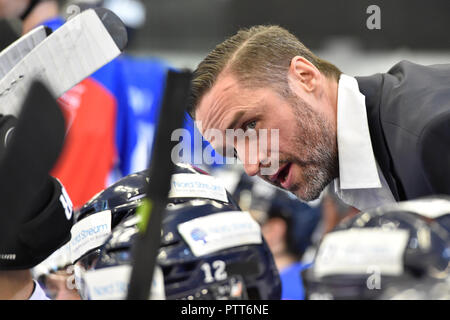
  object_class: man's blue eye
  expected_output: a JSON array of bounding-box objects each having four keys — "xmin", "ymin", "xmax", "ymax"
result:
[{"xmin": 245, "ymin": 121, "xmax": 257, "ymax": 130}]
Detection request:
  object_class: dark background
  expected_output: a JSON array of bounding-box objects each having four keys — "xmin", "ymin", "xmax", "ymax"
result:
[
  {"xmin": 1, "ymin": 0, "xmax": 448, "ymax": 75},
  {"xmin": 130, "ymin": 0, "xmax": 450, "ymax": 52}
]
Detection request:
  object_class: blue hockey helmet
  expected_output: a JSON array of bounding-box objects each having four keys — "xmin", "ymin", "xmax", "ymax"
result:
[
  {"xmin": 72, "ymin": 163, "xmax": 240, "ymax": 269},
  {"xmin": 88, "ymin": 200, "xmax": 281, "ymax": 300},
  {"xmin": 303, "ymin": 196, "xmax": 450, "ymax": 300},
  {"xmin": 74, "ymin": 165, "xmax": 281, "ymax": 300}
]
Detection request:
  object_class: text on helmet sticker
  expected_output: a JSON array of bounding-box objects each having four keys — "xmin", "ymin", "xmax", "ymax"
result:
[
  {"xmin": 178, "ymin": 211, "xmax": 262, "ymax": 257},
  {"xmin": 83, "ymin": 265, "xmax": 165, "ymax": 300},
  {"xmin": 168, "ymin": 173, "xmax": 228, "ymax": 203},
  {"xmin": 70, "ymin": 210, "xmax": 112, "ymax": 263},
  {"xmin": 314, "ymin": 228, "xmax": 410, "ymax": 278},
  {"xmin": 395, "ymin": 198, "xmax": 450, "ymax": 219}
]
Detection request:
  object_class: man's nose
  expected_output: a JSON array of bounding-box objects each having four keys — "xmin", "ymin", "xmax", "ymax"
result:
[
  {"xmin": 240, "ymin": 148, "xmax": 263, "ymax": 177},
  {"xmin": 237, "ymin": 144, "xmax": 270, "ymax": 177},
  {"xmin": 243, "ymin": 160, "xmax": 260, "ymax": 177}
]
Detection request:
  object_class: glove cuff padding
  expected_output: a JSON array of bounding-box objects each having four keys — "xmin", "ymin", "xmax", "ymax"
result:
[{"xmin": 0, "ymin": 177, "xmax": 73, "ymax": 270}]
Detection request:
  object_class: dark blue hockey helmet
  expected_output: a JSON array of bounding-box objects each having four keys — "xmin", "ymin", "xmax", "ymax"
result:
[
  {"xmin": 86, "ymin": 201, "xmax": 281, "ymax": 300},
  {"xmin": 72, "ymin": 163, "xmax": 240, "ymax": 269},
  {"xmin": 74, "ymin": 166, "xmax": 281, "ymax": 300},
  {"xmin": 303, "ymin": 196, "xmax": 450, "ymax": 300}
]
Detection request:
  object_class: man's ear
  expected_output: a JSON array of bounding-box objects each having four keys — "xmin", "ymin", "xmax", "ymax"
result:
[{"xmin": 288, "ymin": 56, "xmax": 321, "ymax": 93}]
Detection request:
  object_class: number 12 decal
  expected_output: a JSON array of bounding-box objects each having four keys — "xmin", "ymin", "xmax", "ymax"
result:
[{"xmin": 200, "ymin": 260, "xmax": 227, "ymax": 283}]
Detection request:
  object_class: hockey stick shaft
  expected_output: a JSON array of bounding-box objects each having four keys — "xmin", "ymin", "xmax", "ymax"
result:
[{"xmin": 126, "ymin": 69, "xmax": 192, "ymax": 300}]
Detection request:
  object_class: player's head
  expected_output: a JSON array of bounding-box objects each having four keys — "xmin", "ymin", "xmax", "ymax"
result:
[
  {"xmin": 303, "ymin": 196, "xmax": 450, "ymax": 300},
  {"xmin": 73, "ymin": 164, "xmax": 281, "ymax": 300}
]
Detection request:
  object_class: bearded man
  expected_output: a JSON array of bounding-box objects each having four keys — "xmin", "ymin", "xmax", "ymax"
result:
[{"xmin": 188, "ymin": 25, "xmax": 450, "ymax": 211}]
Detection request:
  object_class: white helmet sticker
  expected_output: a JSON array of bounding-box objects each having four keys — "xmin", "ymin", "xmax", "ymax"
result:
[
  {"xmin": 83, "ymin": 265, "xmax": 165, "ymax": 300},
  {"xmin": 169, "ymin": 173, "xmax": 228, "ymax": 203},
  {"xmin": 314, "ymin": 228, "xmax": 410, "ymax": 278},
  {"xmin": 395, "ymin": 198, "xmax": 450, "ymax": 219},
  {"xmin": 178, "ymin": 211, "xmax": 262, "ymax": 257},
  {"xmin": 70, "ymin": 210, "xmax": 112, "ymax": 263}
]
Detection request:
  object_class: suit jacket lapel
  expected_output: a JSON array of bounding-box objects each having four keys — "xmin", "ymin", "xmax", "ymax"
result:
[{"xmin": 355, "ymin": 74, "xmax": 402, "ymax": 201}]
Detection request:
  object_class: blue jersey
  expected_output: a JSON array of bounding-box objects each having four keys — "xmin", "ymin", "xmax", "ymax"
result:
[
  {"xmin": 92, "ymin": 57, "xmax": 220, "ymax": 179},
  {"xmin": 91, "ymin": 55, "xmax": 170, "ymax": 178},
  {"xmin": 280, "ymin": 262, "xmax": 312, "ymax": 300}
]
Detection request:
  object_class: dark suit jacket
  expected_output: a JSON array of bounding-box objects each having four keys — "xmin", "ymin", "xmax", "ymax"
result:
[{"xmin": 356, "ymin": 60, "xmax": 450, "ymax": 201}]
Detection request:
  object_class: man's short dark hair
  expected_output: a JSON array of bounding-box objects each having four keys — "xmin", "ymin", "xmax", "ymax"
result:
[{"xmin": 188, "ymin": 25, "xmax": 342, "ymax": 119}]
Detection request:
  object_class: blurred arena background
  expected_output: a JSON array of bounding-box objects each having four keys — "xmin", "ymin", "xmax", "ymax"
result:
[
  {"xmin": 2, "ymin": 0, "xmax": 449, "ymax": 85},
  {"xmin": 127, "ymin": 0, "xmax": 450, "ymax": 74}
]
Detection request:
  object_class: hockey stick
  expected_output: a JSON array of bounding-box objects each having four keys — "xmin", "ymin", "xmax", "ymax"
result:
[
  {"xmin": 0, "ymin": 8, "xmax": 127, "ymax": 117},
  {"xmin": 0, "ymin": 25, "xmax": 51, "ymax": 80},
  {"xmin": 0, "ymin": 80, "xmax": 66, "ymax": 257},
  {"xmin": 126, "ymin": 70, "xmax": 192, "ymax": 300}
]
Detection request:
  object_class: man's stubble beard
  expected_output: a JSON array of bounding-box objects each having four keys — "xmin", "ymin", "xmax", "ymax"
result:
[{"xmin": 286, "ymin": 94, "xmax": 339, "ymax": 202}]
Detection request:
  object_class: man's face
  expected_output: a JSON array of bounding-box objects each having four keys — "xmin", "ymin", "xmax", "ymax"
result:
[
  {"xmin": 0, "ymin": 0, "xmax": 28, "ymax": 19},
  {"xmin": 196, "ymin": 73, "xmax": 338, "ymax": 202}
]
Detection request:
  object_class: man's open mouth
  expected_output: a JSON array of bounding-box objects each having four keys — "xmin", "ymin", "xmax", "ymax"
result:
[{"xmin": 269, "ymin": 162, "xmax": 292, "ymax": 189}]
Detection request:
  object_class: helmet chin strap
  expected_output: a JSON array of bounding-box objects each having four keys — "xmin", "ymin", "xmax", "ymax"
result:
[{"xmin": 20, "ymin": 0, "xmax": 43, "ymax": 21}]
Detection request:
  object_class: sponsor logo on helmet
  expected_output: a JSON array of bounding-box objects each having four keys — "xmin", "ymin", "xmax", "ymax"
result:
[
  {"xmin": 83, "ymin": 265, "xmax": 165, "ymax": 300},
  {"xmin": 70, "ymin": 210, "xmax": 112, "ymax": 262},
  {"xmin": 169, "ymin": 174, "xmax": 228, "ymax": 203},
  {"xmin": 72, "ymin": 224, "xmax": 109, "ymax": 245},
  {"xmin": 178, "ymin": 211, "xmax": 262, "ymax": 257},
  {"xmin": 190, "ymin": 228, "xmax": 208, "ymax": 244}
]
